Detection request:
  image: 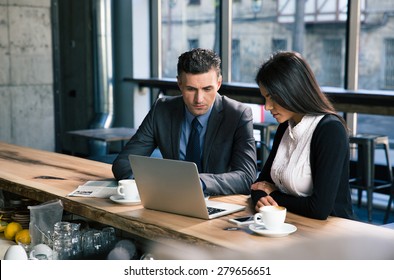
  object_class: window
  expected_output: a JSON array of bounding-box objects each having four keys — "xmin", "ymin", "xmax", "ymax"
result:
[
  {"xmin": 161, "ymin": 0, "xmax": 219, "ymax": 78},
  {"xmin": 230, "ymin": 0, "xmax": 350, "ymax": 125},
  {"xmin": 232, "ymin": 39, "xmax": 241, "ymax": 81},
  {"xmin": 188, "ymin": 39, "xmax": 199, "ymax": 50},
  {"xmin": 356, "ymin": 1, "xmax": 394, "ymax": 146},
  {"xmin": 231, "ymin": 0, "xmax": 348, "ymax": 86},
  {"xmin": 384, "ymin": 38, "xmax": 394, "ymax": 89},
  {"xmin": 357, "ymin": 1, "xmax": 394, "ymax": 91},
  {"xmin": 321, "ymin": 38, "xmax": 343, "ymax": 87},
  {"xmin": 272, "ymin": 39, "xmax": 287, "ymax": 53},
  {"xmin": 189, "ymin": 0, "xmax": 201, "ymax": 5},
  {"xmin": 155, "ymin": 0, "xmax": 394, "ymax": 143}
]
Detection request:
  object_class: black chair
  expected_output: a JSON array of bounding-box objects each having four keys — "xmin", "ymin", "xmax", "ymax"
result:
[
  {"xmin": 253, "ymin": 122, "xmax": 278, "ymax": 171},
  {"xmin": 349, "ymin": 134, "xmax": 394, "ymax": 223}
]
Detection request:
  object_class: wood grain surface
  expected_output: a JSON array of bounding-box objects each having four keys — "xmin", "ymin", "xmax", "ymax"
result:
[{"xmin": 1, "ymin": 141, "xmax": 393, "ymax": 259}]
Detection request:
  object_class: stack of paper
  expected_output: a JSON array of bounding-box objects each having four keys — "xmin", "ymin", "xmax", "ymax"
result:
[{"xmin": 68, "ymin": 180, "xmax": 118, "ymax": 198}]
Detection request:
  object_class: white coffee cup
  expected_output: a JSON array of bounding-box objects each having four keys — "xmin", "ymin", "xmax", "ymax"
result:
[
  {"xmin": 29, "ymin": 243, "xmax": 53, "ymax": 260},
  {"xmin": 117, "ymin": 179, "xmax": 140, "ymax": 201},
  {"xmin": 253, "ymin": 205, "xmax": 286, "ymax": 230}
]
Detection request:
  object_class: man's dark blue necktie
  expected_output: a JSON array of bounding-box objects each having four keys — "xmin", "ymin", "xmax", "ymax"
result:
[{"xmin": 185, "ymin": 117, "xmax": 202, "ymax": 172}]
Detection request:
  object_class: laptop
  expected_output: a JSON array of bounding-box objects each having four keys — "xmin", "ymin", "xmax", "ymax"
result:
[{"xmin": 128, "ymin": 155, "xmax": 246, "ymax": 219}]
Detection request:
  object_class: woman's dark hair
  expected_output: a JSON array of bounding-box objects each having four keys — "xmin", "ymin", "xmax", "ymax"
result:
[
  {"xmin": 177, "ymin": 48, "xmax": 221, "ymax": 78},
  {"xmin": 255, "ymin": 51, "xmax": 347, "ymax": 127}
]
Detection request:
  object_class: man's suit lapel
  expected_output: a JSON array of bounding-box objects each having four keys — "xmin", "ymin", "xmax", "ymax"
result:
[
  {"xmin": 202, "ymin": 94, "xmax": 223, "ymax": 170},
  {"xmin": 170, "ymin": 99, "xmax": 184, "ymax": 159}
]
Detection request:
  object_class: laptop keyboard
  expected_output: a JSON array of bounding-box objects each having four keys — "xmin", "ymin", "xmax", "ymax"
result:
[{"xmin": 207, "ymin": 206, "xmax": 225, "ymax": 215}]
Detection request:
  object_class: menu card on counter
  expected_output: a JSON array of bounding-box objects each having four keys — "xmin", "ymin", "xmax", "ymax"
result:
[{"xmin": 68, "ymin": 180, "xmax": 118, "ymax": 198}]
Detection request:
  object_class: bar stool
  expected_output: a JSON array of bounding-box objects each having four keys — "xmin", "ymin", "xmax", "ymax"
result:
[
  {"xmin": 253, "ymin": 122, "xmax": 278, "ymax": 170},
  {"xmin": 349, "ymin": 134, "xmax": 394, "ymax": 223},
  {"xmin": 384, "ymin": 184, "xmax": 394, "ymax": 223}
]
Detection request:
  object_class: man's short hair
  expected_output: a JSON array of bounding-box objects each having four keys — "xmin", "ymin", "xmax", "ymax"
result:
[{"xmin": 177, "ymin": 48, "xmax": 221, "ymax": 78}]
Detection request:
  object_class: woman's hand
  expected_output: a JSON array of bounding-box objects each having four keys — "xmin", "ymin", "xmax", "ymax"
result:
[
  {"xmin": 254, "ymin": 196, "xmax": 278, "ymax": 212},
  {"xmin": 251, "ymin": 181, "xmax": 279, "ymax": 212}
]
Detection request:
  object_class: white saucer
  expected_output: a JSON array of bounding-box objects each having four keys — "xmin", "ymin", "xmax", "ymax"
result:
[
  {"xmin": 249, "ymin": 223, "xmax": 297, "ymax": 237},
  {"xmin": 109, "ymin": 195, "xmax": 141, "ymax": 206}
]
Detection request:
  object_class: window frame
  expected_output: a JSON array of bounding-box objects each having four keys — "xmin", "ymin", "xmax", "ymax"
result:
[{"xmin": 147, "ymin": 0, "xmax": 394, "ymax": 134}]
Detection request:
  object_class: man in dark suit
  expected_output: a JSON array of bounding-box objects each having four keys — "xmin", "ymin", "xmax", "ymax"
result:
[{"xmin": 112, "ymin": 48, "xmax": 256, "ymax": 195}]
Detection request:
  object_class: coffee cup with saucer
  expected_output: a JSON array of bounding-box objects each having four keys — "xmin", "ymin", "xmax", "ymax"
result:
[
  {"xmin": 249, "ymin": 206, "xmax": 297, "ymax": 237},
  {"xmin": 110, "ymin": 179, "xmax": 141, "ymax": 205}
]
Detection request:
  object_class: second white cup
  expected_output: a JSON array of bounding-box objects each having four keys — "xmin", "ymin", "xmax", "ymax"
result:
[
  {"xmin": 253, "ymin": 205, "xmax": 286, "ymax": 230},
  {"xmin": 117, "ymin": 179, "xmax": 140, "ymax": 201}
]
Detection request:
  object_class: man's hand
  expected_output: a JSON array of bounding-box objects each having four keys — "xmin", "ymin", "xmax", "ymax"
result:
[{"xmin": 251, "ymin": 181, "xmax": 277, "ymax": 194}]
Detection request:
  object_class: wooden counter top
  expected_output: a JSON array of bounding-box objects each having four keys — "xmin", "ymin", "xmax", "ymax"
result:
[{"xmin": 1, "ymin": 141, "xmax": 393, "ymax": 259}]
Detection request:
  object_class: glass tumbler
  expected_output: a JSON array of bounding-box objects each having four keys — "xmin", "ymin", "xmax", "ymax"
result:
[
  {"xmin": 101, "ymin": 227, "xmax": 116, "ymax": 252},
  {"xmin": 70, "ymin": 223, "xmax": 82, "ymax": 259},
  {"xmin": 82, "ymin": 230, "xmax": 95, "ymax": 259},
  {"xmin": 52, "ymin": 221, "xmax": 73, "ymax": 260}
]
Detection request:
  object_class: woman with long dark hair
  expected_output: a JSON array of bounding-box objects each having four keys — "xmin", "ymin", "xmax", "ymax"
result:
[{"xmin": 251, "ymin": 51, "xmax": 354, "ymax": 220}]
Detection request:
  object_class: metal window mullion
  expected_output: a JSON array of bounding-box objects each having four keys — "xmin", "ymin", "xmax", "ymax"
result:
[
  {"xmin": 151, "ymin": 0, "xmax": 161, "ymax": 78},
  {"xmin": 346, "ymin": 0, "xmax": 361, "ymax": 135},
  {"xmin": 221, "ymin": 0, "xmax": 232, "ymax": 83}
]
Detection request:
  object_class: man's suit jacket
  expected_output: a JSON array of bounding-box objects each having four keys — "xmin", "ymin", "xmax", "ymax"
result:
[{"xmin": 112, "ymin": 93, "xmax": 257, "ymax": 195}]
